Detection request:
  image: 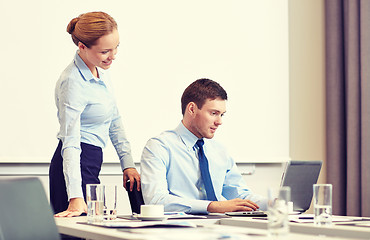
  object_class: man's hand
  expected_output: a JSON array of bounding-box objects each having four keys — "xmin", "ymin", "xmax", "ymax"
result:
[
  {"xmin": 207, "ymin": 198, "xmax": 259, "ymax": 213},
  {"xmin": 123, "ymin": 168, "xmax": 141, "ymax": 191},
  {"xmin": 54, "ymin": 197, "xmax": 87, "ymax": 217}
]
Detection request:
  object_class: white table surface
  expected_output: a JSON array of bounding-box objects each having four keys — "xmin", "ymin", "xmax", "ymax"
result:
[
  {"xmin": 55, "ymin": 216, "xmax": 365, "ymax": 240},
  {"xmin": 55, "ymin": 216, "xmax": 222, "ymax": 240},
  {"xmin": 219, "ymin": 216, "xmax": 370, "ymax": 239}
]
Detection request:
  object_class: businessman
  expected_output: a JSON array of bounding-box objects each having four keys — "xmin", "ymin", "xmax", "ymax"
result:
[{"xmin": 140, "ymin": 78, "xmax": 267, "ymax": 214}]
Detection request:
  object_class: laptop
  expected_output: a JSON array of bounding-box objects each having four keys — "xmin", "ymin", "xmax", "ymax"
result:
[
  {"xmin": 226, "ymin": 160, "xmax": 322, "ymax": 217},
  {"xmin": 0, "ymin": 177, "xmax": 60, "ymax": 240},
  {"xmin": 280, "ymin": 160, "xmax": 322, "ymax": 213},
  {"xmin": 225, "ymin": 211, "xmax": 267, "ymax": 217}
]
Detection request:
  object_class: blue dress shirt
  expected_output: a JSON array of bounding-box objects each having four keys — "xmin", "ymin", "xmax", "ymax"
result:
[
  {"xmin": 55, "ymin": 52, "xmax": 134, "ymax": 199},
  {"xmin": 141, "ymin": 122, "xmax": 267, "ymax": 214}
]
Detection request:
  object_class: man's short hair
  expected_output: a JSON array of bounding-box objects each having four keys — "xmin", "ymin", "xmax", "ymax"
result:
[{"xmin": 181, "ymin": 78, "xmax": 228, "ymax": 115}]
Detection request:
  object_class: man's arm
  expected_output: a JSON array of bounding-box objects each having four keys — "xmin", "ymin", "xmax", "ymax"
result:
[
  {"xmin": 221, "ymin": 156, "xmax": 268, "ymax": 211},
  {"xmin": 207, "ymin": 198, "xmax": 259, "ymax": 213},
  {"xmin": 140, "ymin": 138, "xmax": 210, "ymax": 214}
]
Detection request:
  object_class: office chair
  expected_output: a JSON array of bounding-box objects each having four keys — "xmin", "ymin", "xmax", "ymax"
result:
[
  {"xmin": 125, "ymin": 180, "xmax": 144, "ymax": 214},
  {"xmin": 0, "ymin": 177, "xmax": 61, "ymax": 240}
]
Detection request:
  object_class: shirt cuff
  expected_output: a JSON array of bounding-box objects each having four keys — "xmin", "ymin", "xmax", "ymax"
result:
[
  {"xmin": 189, "ymin": 200, "xmax": 212, "ymax": 214},
  {"xmin": 120, "ymin": 154, "xmax": 135, "ymax": 171},
  {"xmin": 62, "ymin": 146, "xmax": 84, "ymax": 200},
  {"xmin": 67, "ymin": 182, "xmax": 84, "ymax": 200}
]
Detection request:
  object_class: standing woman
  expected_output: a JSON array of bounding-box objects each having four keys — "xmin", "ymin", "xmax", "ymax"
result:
[{"xmin": 49, "ymin": 11, "xmax": 140, "ymax": 217}]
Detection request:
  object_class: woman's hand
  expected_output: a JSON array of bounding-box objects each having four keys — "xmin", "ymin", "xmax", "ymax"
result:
[
  {"xmin": 123, "ymin": 168, "xmax": 141, "ymax": 191},
  {"xmin": 54, "ymin": 198, "xmax": 87, "ymax": 217}
]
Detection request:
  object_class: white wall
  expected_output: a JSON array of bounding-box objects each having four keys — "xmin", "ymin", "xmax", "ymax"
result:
[
  {"xmin": 0, "ymin": 0, "xmax": 290, "ymax": 164},
  {"xmin": 0, "ymin": 0, "xmax": 326, "ymax": 215},
  {"xmin": 288, "ymin": 0, "xmax": 326, "ymax": 212},
  {"xmin": 288, "ymin": 0, "xmax": 326, "ymax": 183}
]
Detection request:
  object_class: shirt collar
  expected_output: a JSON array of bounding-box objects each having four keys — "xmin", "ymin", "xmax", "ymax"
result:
[
  {"xmin": 74, "ymin": 51, "xmax": 105, "ymax": 83},
  {"xmin": 175, "ymin": 122, "xmax": 200, "ymax": 150}
]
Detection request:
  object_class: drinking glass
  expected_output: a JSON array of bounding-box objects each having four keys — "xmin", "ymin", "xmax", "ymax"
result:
[
  {"xmin": 86, "ymin": 184, "xmax": 104, "ymax": 224},
  {"xmin": 313, "ymin": 184, "xmax": 332, "ymax": 226},
  {"xmin": 267, "ymin": 186, "xmax": 291, "ymax": 237},
  {"xmin": 103, "ymin": 184, "xmax": 117, "ymax": 221}
]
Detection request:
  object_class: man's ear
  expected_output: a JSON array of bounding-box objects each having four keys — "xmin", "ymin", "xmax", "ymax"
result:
[{"xmin": 187, "ymin": 102, "xmax": 197, "ymax": 116}]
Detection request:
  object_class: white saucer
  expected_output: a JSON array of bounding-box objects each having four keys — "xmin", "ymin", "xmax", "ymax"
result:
[{"xmin": 135, "ymin": 215, "xmax": 168, "ymax": 221}]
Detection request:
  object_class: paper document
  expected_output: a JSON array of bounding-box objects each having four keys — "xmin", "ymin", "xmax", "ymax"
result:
[
  {"xmin": 80, "ymin": 220, "xmax": 197, "ymax": 228},
  {"xmin": 289, "ymin": 214, "xmax": 362, "ymax": 223},
  {"xmin": 165, "ymin": 212, "xmax": 207, "ymax": 219}
]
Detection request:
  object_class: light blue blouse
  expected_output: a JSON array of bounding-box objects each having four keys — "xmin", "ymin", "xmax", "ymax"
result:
[
  {"xmin": 55, "ymin": 52, "xmax": 134, "ymax": 199},
  {"xmin": 141, "ymin": 122, "xmax": 267, "ymax": 214}
]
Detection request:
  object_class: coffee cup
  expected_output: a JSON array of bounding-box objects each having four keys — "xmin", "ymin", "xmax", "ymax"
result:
[{"xmin": 140, "ymin": 205, "xmax": 164, "ymax": 217}]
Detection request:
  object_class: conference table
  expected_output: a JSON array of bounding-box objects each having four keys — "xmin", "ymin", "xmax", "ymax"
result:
[
  {"xmin": 219, "ymin": 216, "xmax": 370, "ymax": 239},
  {"xmin": 55, "ymin": 215, "xmax": 370, "ymax": 240}
]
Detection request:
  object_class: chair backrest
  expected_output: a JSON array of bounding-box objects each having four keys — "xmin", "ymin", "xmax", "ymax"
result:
[
  {"xmin": 0, "ymin": 177, "xmax": 60, "ymax": 240},
  {"xmin": 125, "ymin": 180, "xmax": 144, "ymax": 214}
]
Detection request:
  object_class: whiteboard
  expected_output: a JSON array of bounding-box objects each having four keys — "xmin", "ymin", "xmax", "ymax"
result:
[{"xmin": 0, "ymin": 0, "xmax": 289, "ymax": 163}]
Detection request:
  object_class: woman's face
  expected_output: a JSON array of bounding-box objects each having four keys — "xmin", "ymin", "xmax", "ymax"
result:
[{"xmin": 79, "ymin": 29, "xmax": 120, "ymax": 73}]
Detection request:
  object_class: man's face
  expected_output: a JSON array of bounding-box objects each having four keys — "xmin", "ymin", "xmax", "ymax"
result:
[{"xmin": 189, "ymin": 98, "xmax": 226, "ymax": 139}]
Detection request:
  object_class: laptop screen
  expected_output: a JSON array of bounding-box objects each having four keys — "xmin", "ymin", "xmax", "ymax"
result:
[{"xmin": 280, "ymin": 160, "xmax": 322, "ymax": 213}]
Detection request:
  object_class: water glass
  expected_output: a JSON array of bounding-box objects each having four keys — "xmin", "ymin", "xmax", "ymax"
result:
[
  {"xmin": 103, "ymin": 184, "xmax": 117, "ymax": 221},
  {"xmin": 267, "ymin": 186, "xmax": 291, "ymax": 237},
  {"xmin": 313, "ymin": 184, "xmax": 332, "ymax": 226},
  {"xmin": 86, "ymin": 184, "xmax": 104, "ymax": 224}
]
